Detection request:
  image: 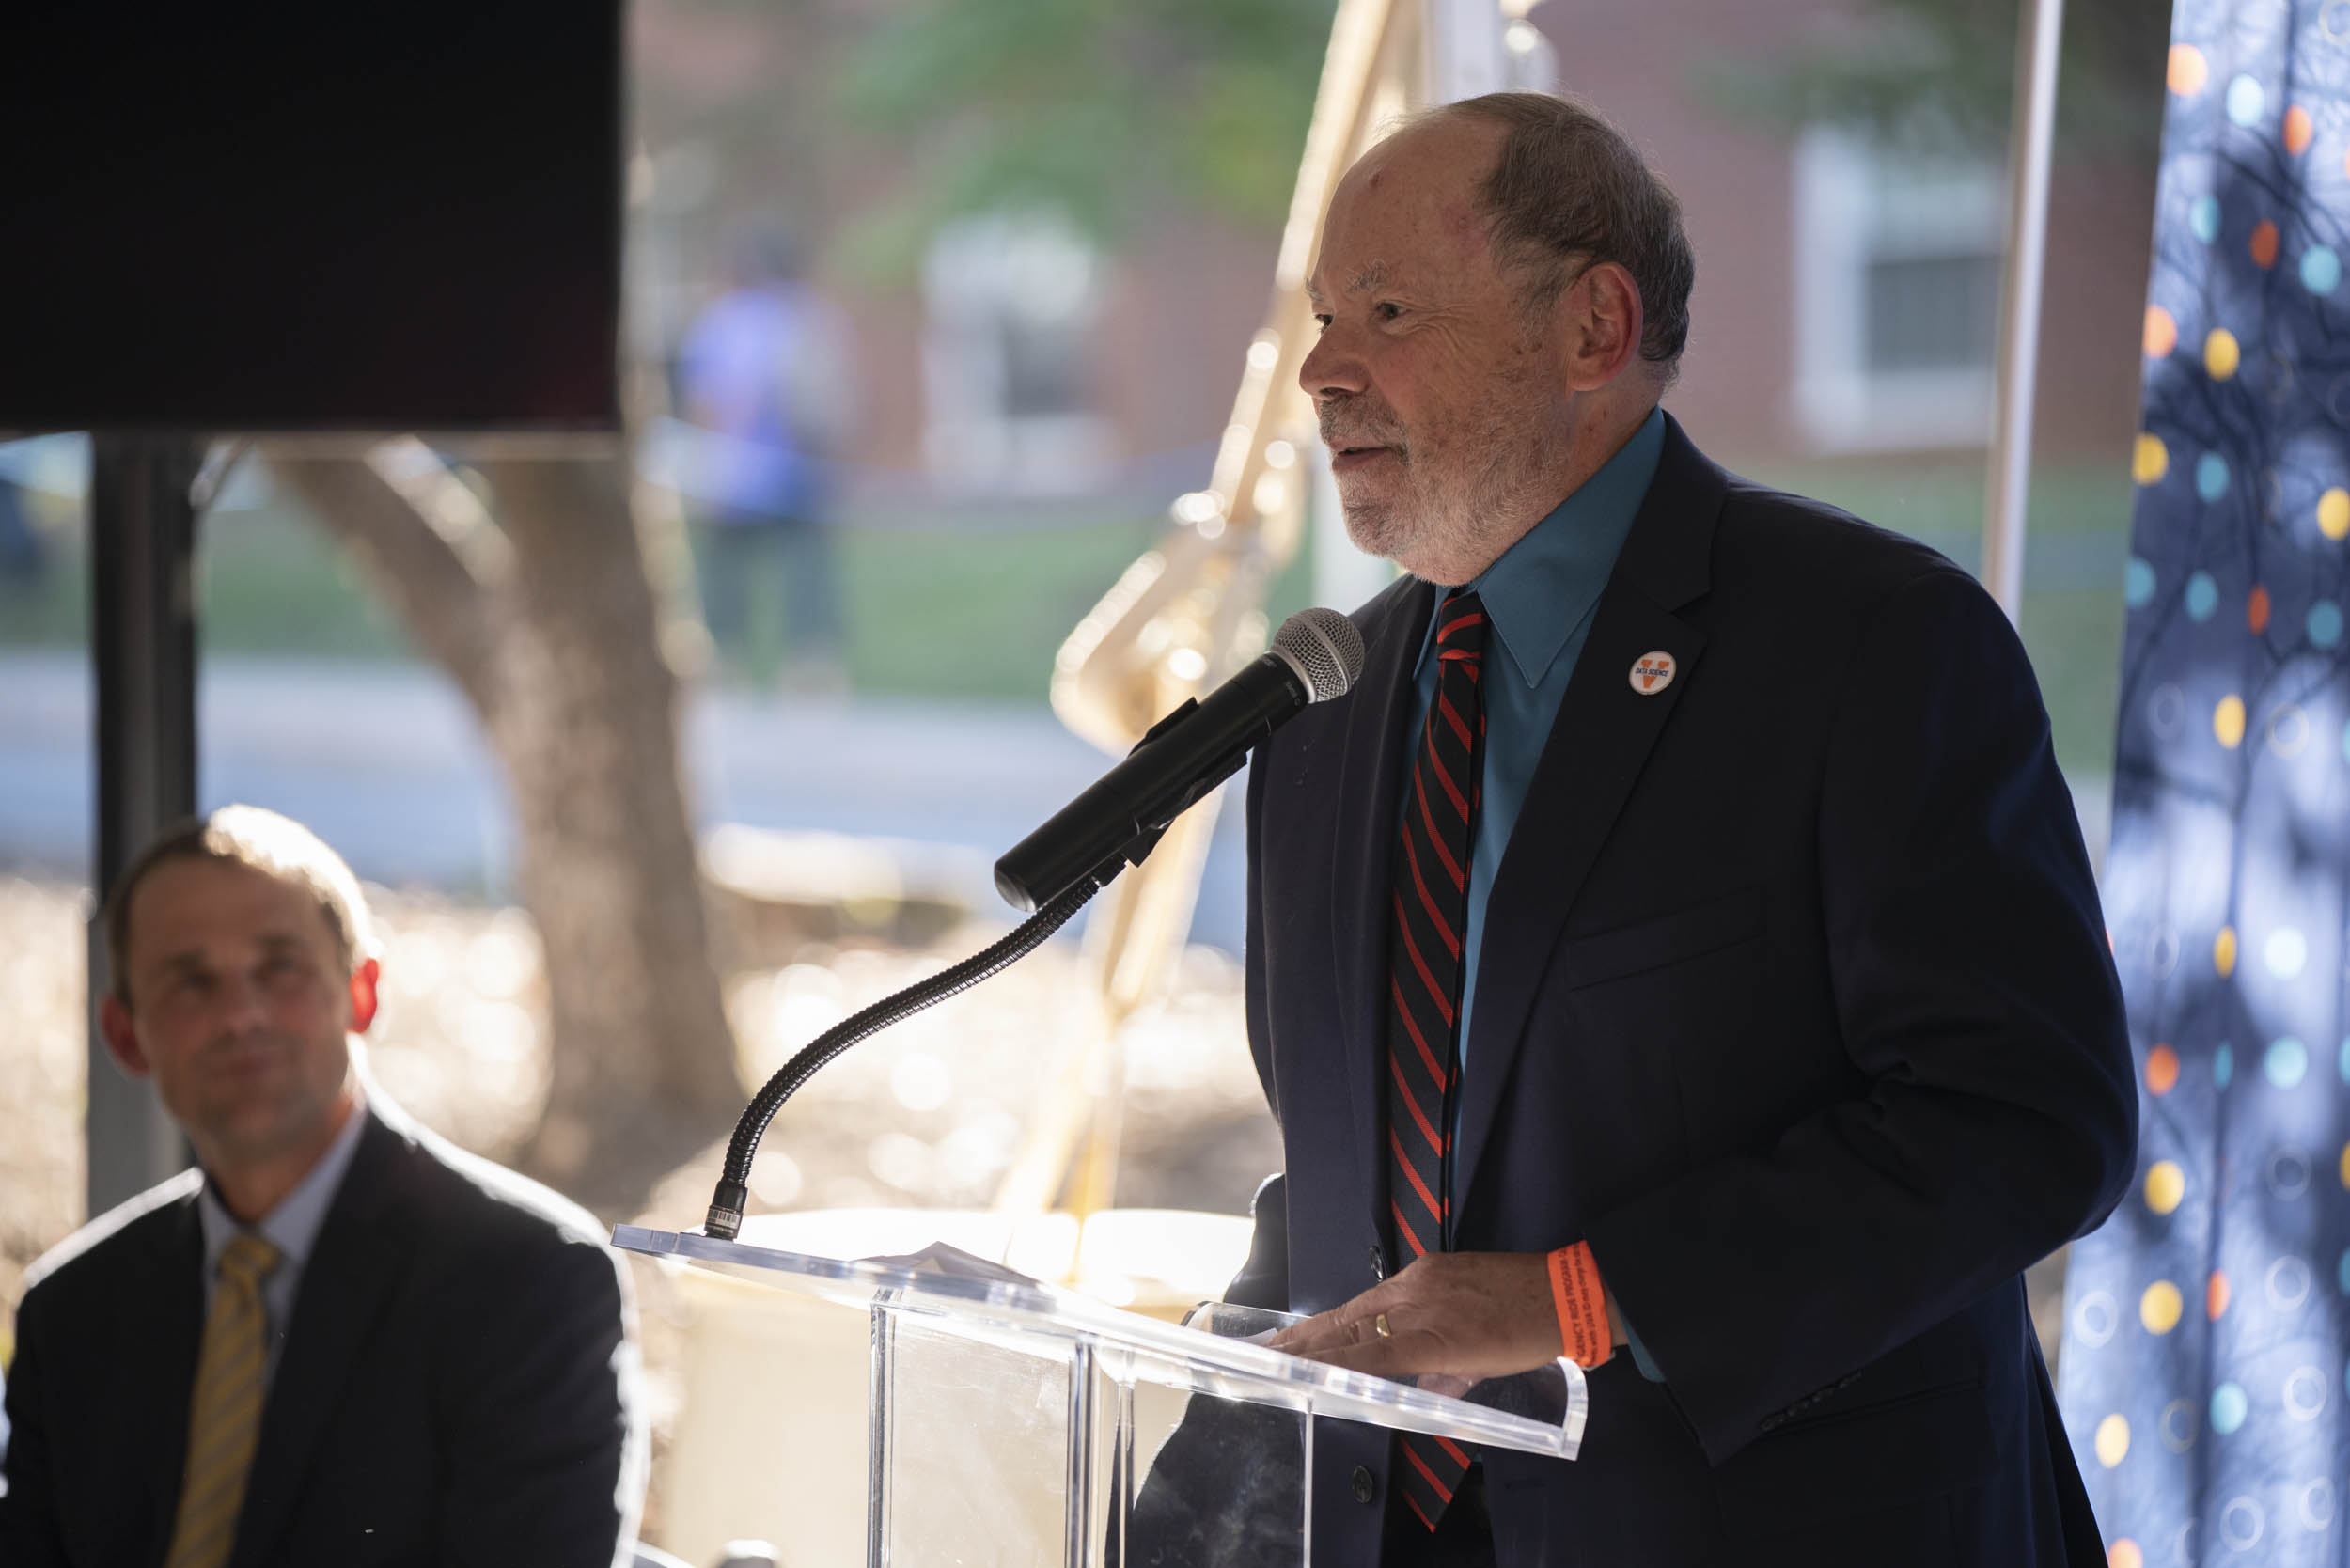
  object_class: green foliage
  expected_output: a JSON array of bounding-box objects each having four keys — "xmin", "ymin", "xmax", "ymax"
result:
[
  {"xmin": 830, "ymin": 0, "xmax": 1336, "ymax": 277},
  {"xmin": 1705, "ymin": 0, "xmax": 2170, "ymax": 158}
]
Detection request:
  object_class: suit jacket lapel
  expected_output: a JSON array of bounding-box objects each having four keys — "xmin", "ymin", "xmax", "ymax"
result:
[
  {"xmin": 231, "ymin": 1111, "xmax": 414, "ymax": 1568},
  {"xmin": 1329, "ymin": 575, "xmax": 1436, "ymax": 1231},
  {"xmin": 1452, "ymin": 416, "xmax": 1726, "ymax": 1215}
]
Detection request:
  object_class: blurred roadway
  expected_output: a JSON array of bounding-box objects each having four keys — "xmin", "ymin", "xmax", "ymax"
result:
[
  {"xmin": 0, "ymin": 649, "xmax": 2109, "ymax": 956},
  {"xmin": 0, "ymin": 651, "xmax": 1257, "ymax": 954}
]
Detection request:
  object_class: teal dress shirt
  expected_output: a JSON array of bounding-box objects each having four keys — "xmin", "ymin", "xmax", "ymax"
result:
[
  {"xmin": 1401, "ymin": 406, "xmax": 1665, "ymax": 1074},
  {"xmin": 1400, "ymin": 405, "xmax": 1667, "ymax": 1377}
]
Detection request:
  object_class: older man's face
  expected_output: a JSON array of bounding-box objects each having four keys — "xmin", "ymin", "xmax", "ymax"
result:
[{"xmin": 1300, "ymin": 118, "xmax": 1569, "ymax": 582}]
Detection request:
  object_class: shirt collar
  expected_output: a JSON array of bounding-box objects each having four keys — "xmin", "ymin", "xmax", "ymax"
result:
[
  {"xmin": 197, "ymin": 1091, "xmax": 370, "ymax": 1278},
  {"xmin": 1414, "ymin": 405, "xmax": 1666, "ymax": 687}
]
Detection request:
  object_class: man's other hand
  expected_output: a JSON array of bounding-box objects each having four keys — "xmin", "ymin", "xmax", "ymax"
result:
[{"xmin": 1265, "ymin": 1251, "xmax": 1614, "ymax": 1380}]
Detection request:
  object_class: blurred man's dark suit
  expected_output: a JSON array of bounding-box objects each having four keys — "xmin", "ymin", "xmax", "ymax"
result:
[
  {"xmin": 0, "ymin": 1100, "xmax": 642, "ymax": 1568},
  {"xmin": 1236, "ymin": 416, "xmax": 2136, "ymax": 1565}
]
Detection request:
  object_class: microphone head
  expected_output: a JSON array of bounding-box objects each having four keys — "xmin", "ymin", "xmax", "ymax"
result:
[{"xmin": 1269, "ymin": 607, "xmax": 1366, "ymax": 703}]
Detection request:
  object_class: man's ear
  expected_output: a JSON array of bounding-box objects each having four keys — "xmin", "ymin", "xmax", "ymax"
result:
[
  {"xmin": 1561, "ymin": 260, "xmax": 1646, "ymax": 392},
  {"xmin": 348, "ymin": 956, "xmax": 382, "ymax": 1035},
  {"xmin": 100, "ymin": 995, "xmax": 152, "ymax": 1080}
]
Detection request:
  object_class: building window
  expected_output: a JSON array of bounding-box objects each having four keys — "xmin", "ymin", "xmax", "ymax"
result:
[
  {"xmin": 1790, "ymin": 127, "xmax": 2005, "ymax": 452},
  {"xmin": 921, "ymin": 211, "xmax": 1113, "ymax": 495}
]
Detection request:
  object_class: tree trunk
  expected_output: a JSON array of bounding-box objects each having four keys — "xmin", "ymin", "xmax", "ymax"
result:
[
  {"xmin": 272, "ymin": 447, "xmax": 741, "ymax": 1216},
  {"xmin": 473, "ymin": 454, "xmax": 739, "ymax": 1206}
]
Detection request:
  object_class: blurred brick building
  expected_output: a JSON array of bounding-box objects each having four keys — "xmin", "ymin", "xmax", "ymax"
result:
[{"xmin": 637, "ymin": 0, "xmax": 2157, "ymax": 512}]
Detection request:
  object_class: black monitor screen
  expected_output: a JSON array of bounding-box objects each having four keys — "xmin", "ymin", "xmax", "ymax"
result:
[{"xmin": 2, "ymin": 3, "xmax": 622, "ymax": 432}]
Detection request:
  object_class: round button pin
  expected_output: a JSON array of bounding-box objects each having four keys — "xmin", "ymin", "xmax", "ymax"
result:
[{"xmin": 1629, "ymin": 651, "xmax": 1676, "ymax": 695}]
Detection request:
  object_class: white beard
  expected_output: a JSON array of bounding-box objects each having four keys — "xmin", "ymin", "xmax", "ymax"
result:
[{"xmin": 1334, "ymin": 367, "xmax": 1561, "ymax": 583}]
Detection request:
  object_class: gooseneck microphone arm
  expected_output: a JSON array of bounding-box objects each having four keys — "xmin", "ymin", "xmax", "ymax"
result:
[
  {"xmin": 705, "ymin": 854, "xmax": 1122, "ymax": 1239},
  {"xmin": 703, "ymin": 606, "xmax": 1366, "ymax": 1241}
]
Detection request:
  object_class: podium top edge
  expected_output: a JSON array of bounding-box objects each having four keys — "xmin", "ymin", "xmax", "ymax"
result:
[{"xmin": 607, "ymin": 1223, "xmax": 1587, "ymax": 1461}]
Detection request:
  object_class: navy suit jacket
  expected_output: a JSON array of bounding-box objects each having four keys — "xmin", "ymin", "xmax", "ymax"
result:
[
  {"xmin": 0, "ymin": 1102, "xmax": 642, "ymax": 1568},
  {"xmin": 1239, "ymin": 416, "xmax": 2137, "ymax": 1565}
]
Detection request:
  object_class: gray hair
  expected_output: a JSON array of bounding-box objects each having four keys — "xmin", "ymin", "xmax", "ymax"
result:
[{"xmin": 1429, "ymin": 92, "xmax": 1695, "ymax": 375}]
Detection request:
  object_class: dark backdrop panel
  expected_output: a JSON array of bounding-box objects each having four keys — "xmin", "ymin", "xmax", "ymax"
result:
[{"xmin": 1, "ymin": 2, "xmax": 622, "ymax": 431}]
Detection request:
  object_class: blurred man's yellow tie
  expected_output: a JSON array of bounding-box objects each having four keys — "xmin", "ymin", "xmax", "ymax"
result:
[{"xmin": 164, "ymin": 1231, "xmax": 280, "ymax": 1568}]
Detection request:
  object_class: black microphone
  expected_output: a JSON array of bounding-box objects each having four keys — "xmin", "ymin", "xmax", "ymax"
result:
[{"xmin": 995, "ymin": 607, "xmax": 1367, "ymax": 912}]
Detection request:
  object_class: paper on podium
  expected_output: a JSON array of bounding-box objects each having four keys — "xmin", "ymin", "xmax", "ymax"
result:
[{"xmin": 858, "ymin": 1239, "xmax": 1043, "ymax": 1287}]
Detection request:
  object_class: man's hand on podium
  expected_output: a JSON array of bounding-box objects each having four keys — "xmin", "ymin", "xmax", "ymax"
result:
[{"xmin": 1265, "ymin": 1251, "xmax": 1620, "ymax": 1381}]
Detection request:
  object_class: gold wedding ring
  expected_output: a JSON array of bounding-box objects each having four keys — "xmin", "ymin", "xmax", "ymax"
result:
[{"xmin": 1374, "ymin": 1312, "xmax": 1392, "ymax": 1338}]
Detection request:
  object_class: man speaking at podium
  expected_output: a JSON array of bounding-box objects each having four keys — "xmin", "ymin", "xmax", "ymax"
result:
[
  {"xmin": 0, "ymin": 808, "xmax": 642, "ymax": 1567},
  {"xmin": 1238, "ymin": 94, "xmax": 2135, "ymax": 1564}
]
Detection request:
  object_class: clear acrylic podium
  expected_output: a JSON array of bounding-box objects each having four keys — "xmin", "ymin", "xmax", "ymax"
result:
[{"xmin": 614, "ymin": 1222, "xmax": 1587, "ymax": 1567}]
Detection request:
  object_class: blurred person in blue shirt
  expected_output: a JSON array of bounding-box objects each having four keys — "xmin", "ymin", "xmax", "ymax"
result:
[
  {"xmin": 676, "ymin": 226, "xmax": 857, "ymax": 693},
  {"xmin": 0, "ymin": 473, "xmax": 46, "ymax": 586}
]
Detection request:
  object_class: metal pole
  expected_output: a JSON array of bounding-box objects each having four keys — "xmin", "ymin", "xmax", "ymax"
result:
[
  {"xmin": 86, "ymin": 433, "xmax": 203, "ymax": 1216},
  {"xmin": 1982, "ymin": 0, "xmax": 2066, "ymax": 622}
]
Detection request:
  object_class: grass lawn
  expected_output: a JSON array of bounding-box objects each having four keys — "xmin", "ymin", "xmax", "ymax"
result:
[
  {"xmin": 0, "ymin": 499, "xmax": 415, "ymax": 660},
  {"xmin": 837, "ymin": 515, "xmax": 1316, "ymax": 701},
  {"xmin": 0, "ymin": 491, "xmax": 1316, "ymax": 707},
  {"xmin": 0, "ymin": 457, "xmax": 2125, "ymax": 772}
]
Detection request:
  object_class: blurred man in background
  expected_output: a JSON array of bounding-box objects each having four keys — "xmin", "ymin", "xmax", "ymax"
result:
[
  {"xmin": 677, "ymin": 225, "xmax": 858, "ymax": 694},
  {"xmin": 0, "ymin": 470, "xmax": 45, "ymax": 588},
  {"xmin": 0, "ymin": 806, "xmax": 644, "ymax": 1568}
]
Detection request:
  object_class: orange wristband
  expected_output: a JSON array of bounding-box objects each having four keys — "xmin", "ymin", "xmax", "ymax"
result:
[{"xmin": 1546, "ymin": 1241, "xmax": 1613, "ymax": 1368}]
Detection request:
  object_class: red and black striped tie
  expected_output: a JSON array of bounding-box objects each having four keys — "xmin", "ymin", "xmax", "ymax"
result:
[{"xmin": 1386, "ymin": 586, "xmax": 1487, "ymax": 1530}]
